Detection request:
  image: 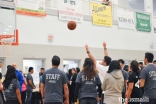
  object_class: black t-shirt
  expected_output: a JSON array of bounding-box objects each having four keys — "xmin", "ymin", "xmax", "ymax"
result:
[{"xmin": 128, "ymin": 72, "xmax": 141, "ymax": 92}]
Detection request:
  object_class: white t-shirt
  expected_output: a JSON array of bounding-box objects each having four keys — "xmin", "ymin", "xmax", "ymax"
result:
[
  {"xmin": 96, "ymin": 62, "xmax": 109, "ymax": 94},
  {"xmin": 96, "ymin": 62, "xmax": 109, "ymax": 83}
]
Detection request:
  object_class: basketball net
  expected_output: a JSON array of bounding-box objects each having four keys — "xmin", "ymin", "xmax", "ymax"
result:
[{"xmin": 0, "ymin": 36, "xmax": 14, "ymax": 55}]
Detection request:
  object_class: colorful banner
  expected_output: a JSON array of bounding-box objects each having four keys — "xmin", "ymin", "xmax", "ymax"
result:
[
  {"xmin": 15, "ymin": 0, "xmax": 46, "ymax": 16},
  {"xmin": 90, "ymin": 2, "xmax": 112, "ymax": 26},
  {"xmin": 117, "ymin": 7, "xmax": 135, "ymax": 30},
  {"xmin": 136, "ymin": 12, "xmax": 151, "ymax": 32},
  {"xmin": 154, "ymin": 17, "xmax": 156, "ymax": 33},
  {"xmin": 57, "ymin": 0, "xmax": 83, "ymax": 22}
]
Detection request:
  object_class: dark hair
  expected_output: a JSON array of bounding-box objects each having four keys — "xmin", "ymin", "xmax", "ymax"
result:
[
  {"xmin": 153, "ymin": 60, "xmax": 156, "ymax": 63},
  {"xmin": 3, "ymin": 65, "xmax": 17, "ymax": 88},
  {"xmin": 118, "ymin": 59, "xmax": 125, "ymax": 64},
  {"xmin": 52, "ymin": 55, "xmax": 60, "ymax": 66},
  {"xmin": 139, "ymin": 62, "xmax": 143, "ymax": 65},
  {"xmin": 71, "ymin": 68, "xmax": 76, "ymax": 71},
  {"xmin": 19, "ymin": 70, "xmax": 22, "ymax": 73},
  {"xmin": 104, "ymin": 56, "xmax": 111, "ymax": 66},
  {"xmin": 82, "ymin": 58, "xmax": 97, "ymax": 80},
  {"xmin": 145, "ymin": 52, "xmax": 154, "ymax": 63},
  {"xmin": 76, "ymin": 67, "xmax": 80, "ymax": 73},
  {"xmin": 107, "ymin": 60, "xmax": 120, "ymax": 73},
  {"xmin": 130, "ymin": 60, "xmax": 140, "ymax": 74},
  {"xmin": 123, "ymin": 65, "xmax": 128, "ymax": 72},
  {"xmin": 68, "ymin": 69, "xmax": 72, "ymax": 74},
  {"xmin": 29, "ymin": 67, "xmax": 33, "ymax": 72},
  {"xmin": 40, "ymin": 68, "xmax": 45, "ymax": 70}
]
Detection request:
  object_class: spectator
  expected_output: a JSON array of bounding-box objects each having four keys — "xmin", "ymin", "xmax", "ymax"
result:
[
  {"xmin": 118, "ymin": 59, "xmax": 129, "ymax": 104},
  {"xmin": 102, "ymin": 60, "xmax": 124, "ymax": 104},
  {"xmin": 39, "ymin": 68, "xmax": 45, "ymax": 104},
  {"xmin": 41, "ymin": 55, "xmax": 69, "ymax": 104},
  {"xmin": 3, "ymin": 65, "xmax": 22, "ymax": 104},
  {"xmin": 69, "ymin": 68, "xmax": 77, "ymax": 104},
  {"xmin": 25, "ymin": 67, "xmax": 36, "ymax": 104},
  {"xmin": 153, "ymin": 60, "xmax": 156, "ymax": 66},
  {"xmin": 140, "ymin": 52, "xmax": 156, "ymax": 104},
  {"xmin": 126, "ymin": 60, "xmax": 142, "ymax": 104},
  {"xmin": 139, "ymin": 62, "xmax": 144, "ymax": 70},
  {"xmin": 0, "ymin": 71, "xmax": 5, "ymax": 104},
  {"xmin": 123, "ymin": 65, "xmax": 129, "ymax": 72},
  {"xmin": 12, "ymin": 63, "xmax": 24, "ymax": 93},
  {"xmin": 19, "ymin": 70, "xmax": 27, "ymax": 104},
  {"xmin": 102, "ymin": 0, "xmax": 111, "ymax": 6},
  {"xmin": 76, "ymin": 67, "xmax": 80, "ymax": 74},
  {"xmin": 74, "ymin": 58, "xmax": 102, "ymax": 104}
]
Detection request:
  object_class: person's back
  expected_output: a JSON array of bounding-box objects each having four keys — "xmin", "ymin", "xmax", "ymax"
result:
[
  {"xmin": 4, "ymin": 79, "xmax": 19, "ymax": 100},
  {"xmin": 76, "ymin": 72, "xmax": 101, "ymax": 98},
  {"xmin": 140, "ymin": 52, "xmax": 156, "ymax": 104},
  {"xmin": 42, "ymin": 68, "xmax": 68, "ymax": 103},
  {"xmin": 102, "ymin": 60, "xmax": 124, "ymax": 104},
  {"xmin": 103, "ymin": 70, "xmax": 124, "ymax": 97},
  {"xmin": 140, "ymin": 64, "xmax": 156, "ymax": 97}
]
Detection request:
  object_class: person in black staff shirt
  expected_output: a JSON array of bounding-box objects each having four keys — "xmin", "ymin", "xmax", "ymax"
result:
[
  {"xmin": 74, "ymin": 58, "xmax": 102, "ymax": 104},
  {"xmin": 3, "ymin": 65, "xmax": 22, "ymax": 104},
  {"xmin": 0, "ymin": 72, "xmax": 5, "ymax": 104},
  {"xmin": 41, "ymin": 55, "xmax": 69, "ymax": 104},
  {"xmin": 126, "ymin": 60, "xmax": 142, "ymax": 104},
  {"xmin": 69, "ymin": 68, "xmax": 77, "ymax": 104},
  {"xmin": 140, "ymin": 52, "xmax": 156, "ymax": 104}
]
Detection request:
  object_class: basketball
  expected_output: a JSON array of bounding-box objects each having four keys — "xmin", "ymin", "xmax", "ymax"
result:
[{"xmin": 67, "ymin": 21, "xmax": 77, "ymax": 30}]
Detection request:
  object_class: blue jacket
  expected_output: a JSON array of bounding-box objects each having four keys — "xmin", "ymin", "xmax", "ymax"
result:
[{"xmin": 16, "ymin": 70, "xmax": 24, "ymax": 92}]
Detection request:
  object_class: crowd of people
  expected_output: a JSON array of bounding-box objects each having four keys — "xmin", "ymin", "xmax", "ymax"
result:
[{"xmin": 0, "ymin": 42, "xmax": 156, "ymax": 104}]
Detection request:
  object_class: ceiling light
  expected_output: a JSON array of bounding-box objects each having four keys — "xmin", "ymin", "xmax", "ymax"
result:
[
  {"xmin": 3, "ymin": 32, "xmax": 7, "ymax": 33},
  {"xmin": 5, "ymin": 29, "xmax": 9, "ymax": 30},
  {"xmin": 8, "ymin": 26, "xmax": 12, "ymax": 27}
]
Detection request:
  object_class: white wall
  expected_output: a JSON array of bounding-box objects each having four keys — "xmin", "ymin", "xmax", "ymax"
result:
[
  {"xmin": 17, "ymin": 14, "xmax": 155, "ymax": 51},
  {"xmin": 23, "ymin": 60, "xmax": 42, "ymax": 73}
]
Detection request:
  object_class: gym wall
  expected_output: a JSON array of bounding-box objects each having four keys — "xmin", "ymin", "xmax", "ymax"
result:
[{"xmin": 0, "ymin": 1, "xmax": 155, "ymax": 74}]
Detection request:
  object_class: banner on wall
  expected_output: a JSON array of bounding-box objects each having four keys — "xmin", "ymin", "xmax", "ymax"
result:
[
  {"xmin": 90, "ymin": 2, "xmax": 112, "ymax": 26},
  {"xmin": 57, "ymin": 0, "xmax": 83, "ymax": 22},
  {"xmin": 154, "ymin": 17, "xmax": 156, "ymax": 33},
  {"xmin": 15, "ymin": 0, "xmax": 46, "ymax": 16},
  {"xmin": 136, "ymin": 12, "xmax": 151, "ymax": 32},
  {"xmin": 117, "ymin": 7, "xmax": 135, "ymax": 30}
]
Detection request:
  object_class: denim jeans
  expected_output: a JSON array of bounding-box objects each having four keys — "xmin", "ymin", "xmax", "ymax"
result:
[{"xmin": 25, "ymin": 89, "xmax": 32, "ymax": 104}]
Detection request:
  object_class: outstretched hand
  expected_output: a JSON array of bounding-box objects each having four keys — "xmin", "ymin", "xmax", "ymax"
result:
[
  {"xmin": 85, "ymin": 44, "xmax": 89, "ymax": 52},
  {"xmin": 103, "ymin": 42, "xmax": 106, "ymax": 48}
]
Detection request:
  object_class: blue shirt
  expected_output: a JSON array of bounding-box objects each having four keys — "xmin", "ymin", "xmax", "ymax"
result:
[{"xmin": 16, "ymin": 70, "xmax": 24, "ymax": 92}]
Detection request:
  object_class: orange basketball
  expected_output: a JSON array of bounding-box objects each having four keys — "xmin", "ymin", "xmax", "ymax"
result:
[{"xmin": 67, "ymin": 21, "xmax": 77, "ymax": 30}]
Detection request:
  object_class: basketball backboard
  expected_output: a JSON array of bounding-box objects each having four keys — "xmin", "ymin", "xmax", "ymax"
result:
[{"xmin": 0, "ymin": 6, "xmax": 18, "ymax": 45}]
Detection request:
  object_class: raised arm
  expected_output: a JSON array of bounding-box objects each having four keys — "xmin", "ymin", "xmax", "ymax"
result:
[
  {"xmin": 103, "ymin": 42, "xmax": 108, "ymax": 56},
  {"xmin": 85, "ymin": 45, "xmax": 96, "ymax": 66}
]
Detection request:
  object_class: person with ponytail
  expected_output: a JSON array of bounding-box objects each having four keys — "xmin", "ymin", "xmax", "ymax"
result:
[
  {"xmin": 125, "ymin": 60, "xmax": 142, "ymax": 104},
  {"xmin": 3, "ymin": 65, "xmax": 22, "ymax": 104}
]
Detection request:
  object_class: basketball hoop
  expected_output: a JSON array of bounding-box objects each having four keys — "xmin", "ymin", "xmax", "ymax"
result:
[{"xmin": 0, "ymin": 36, "xmax": 14, "ymax": 55}]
